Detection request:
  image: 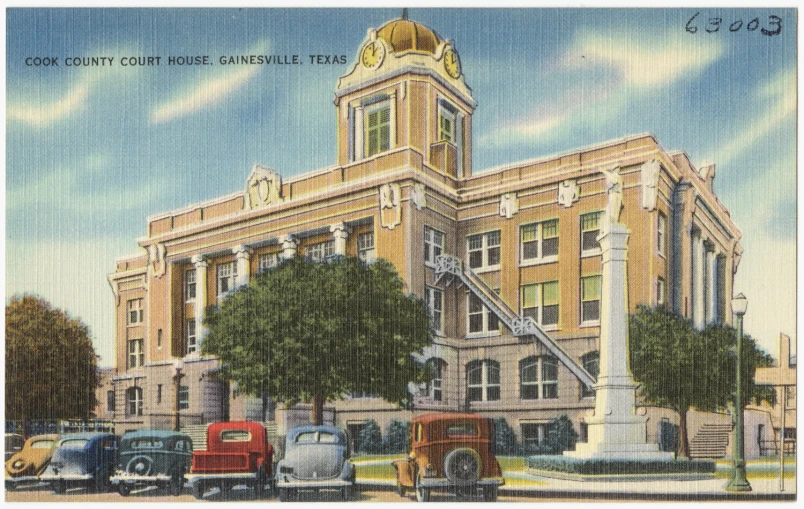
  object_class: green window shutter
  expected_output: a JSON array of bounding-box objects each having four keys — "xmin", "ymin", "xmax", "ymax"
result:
[
  {"xmin": 542, "ymin": 281, "xmax": 559, "ymax": 306},
  {"xmin": 581, "ymin": 276, "xmax": 602, "ymax": 301}
]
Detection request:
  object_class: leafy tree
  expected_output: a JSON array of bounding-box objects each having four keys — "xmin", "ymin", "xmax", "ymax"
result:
[
  {"xmin": 384, "ymin": 419, "xmax": 409, "ymax": 453},
  {"xmin": 202, "ymin": 257, "xmax": 432, "ymax": 425},
  {"xmin": 493, "ymin": 417, "xmax": 519, "ymax": 456},
  {"xmin": 630, "ymin": 305, "xmax": 773, "ymax": 458},
  {"xmin": 546, "ymin": 414, "xmax": 578, "ymax": 454},
  {"xmin": 6, "ymin": 296, "xmax": 99, "ymax": 435},
  {"xmin": 357, "ymin": 419, "xmax": 383, "ymax": 454}
]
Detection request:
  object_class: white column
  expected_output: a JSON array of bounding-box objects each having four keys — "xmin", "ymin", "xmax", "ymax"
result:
[
  {"xmin": 456, "ymin": 112, "xmax": 464, "ymax": 177},
  {"xmin": 191, "ymin": 255, "xmax": 208, "ymax": 353},
  {"xmin": 330, "ymin": 223, "xmax": 350, "ymax": 256},
  {"xmin": 233, "ymin": 245, "xmax": 252, "ymax": 288},
  {"xmin": 354, "ymin": 105, "xmax": 364, "ymax": 160},
  {"xmin": 692, "ymin": 233, "xmax": 705, "ymax": 330},
  {"xmin": 389, "ymin": 91, "xmax": 397, "ymax": 149},
  {"xmin": 280, "ymin": 235, "xmax": 298, "ymax": 260},
  {"xmin": 706, "ymin": 248, "xmax": 718, "ymax": 324}
]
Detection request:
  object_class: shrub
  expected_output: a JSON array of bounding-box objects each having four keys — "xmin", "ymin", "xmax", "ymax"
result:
[
  {"xmin": 384, "ymin": 419, "xmax": 409, "ymax": 453},
  {"xmin": 526, "ymin": 455, "xmax": 716, "ymax": 475},
  {"xmin": 493, "ymin": 417, "xmax": 519, "ymax": 456},
  {"xmin": 357, "ymin": 419, "xmax": 383, "ymax": 454},
  {"xmin": 546, "ymin": 414, "xmax": 577, "ymax": 454}
]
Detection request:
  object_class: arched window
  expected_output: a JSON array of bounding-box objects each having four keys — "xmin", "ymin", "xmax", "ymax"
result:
[
  {"xmin": 466, "ymin": 360, "xmax": 500, "ymax": 402},
  {"xmin": 126, "ymin": 387, "xmax": 143, "ymax": 417},
  {"xmin": 580, "ymin": 351, "xmax": 600, "ymax": 398},
  {"xmin": 519, "ymin": 355, "xmax": 558, "ymax": 400},
  {"xmin": 423, "ymin": 358, "xmax": 447, "ymax": 402}
]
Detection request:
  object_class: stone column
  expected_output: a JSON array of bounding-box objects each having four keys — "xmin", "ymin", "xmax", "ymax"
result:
[
  {"xmin": 567, "ymin": 222, "xmax": 670, "ymax": 459},
  {"xmin": 706, "ymin": 248, "xmax": 718, "ymax": 324},
  {"xmin": 389, "ymin": 91, "xmax": 397, "ymax": 149},
  {"xmin": 280, "ymin": 235, "xmax": 298, "ymax": 261},
  {"xmin": 330, "ymin": 223, "xmax": 350, "ymax": 256},
  {"xmin": 692, "ymin": 231, "xmax": 705, "ymax": 330},
  {"xmin": 354, "ymin": 105, "xmax": 364, "ymax": 160},
  {"xmin": 456, "ymin": 112, "xmax": 464, "ymax": 177},
  {"xmin": 191, "ymin": 255, "xmax": 208, "ymax": 353},
  {"xmin": 233, "ymin": 245, "xmax": 252, "ymax": 288}
]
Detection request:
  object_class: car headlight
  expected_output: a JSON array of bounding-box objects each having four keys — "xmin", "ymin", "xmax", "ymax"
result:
[{"xmin": 423, "ymin": 464, "xmax": 436, "ymax": 477}]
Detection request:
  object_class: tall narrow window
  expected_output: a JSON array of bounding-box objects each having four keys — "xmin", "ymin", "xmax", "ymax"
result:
[
  {"xmin": 466, "ymin": 360, "xmax": 501, "ymax": 402},
  {"xmin": 424, "ymin": 286, "xmax": 443, "ymax": 334},
  {"xmin": 179, "ymin": 386, "xmax": 189, "ymax": 410},
  {"xmin": 366, "ymin": 105, "xmax": 390, "ymax": 157},
  {"xmin": 217, "ymin": 262, "xmax": 237, "ymax": 297},
  {"xmin": 467, "ymin": 293, "xmax": 499, "ymax": 335},
  {"xmin": 357, "ymin": 232, "xmax": 376, "ymax": 263},
  {"xmin": 106, "ymin": 390, "xmax": 115, "ymax": 413},
  {"xmin": 126, "ymin": 387, "xmax": 143, "ymax": 417},
  {"xmin": 520, "ymin": 220, "xmax": 559, "ymax": 263},
  {"xmin": 187, "ymin": 320, "xmax": 197, "ymax": 355},
  {"xmin": 185, "ymin": 269, "xmax": 196, "ymax": 301},
  {"xmin": 424, "ymin": 227, "xmax": 444, "ymax": 266},
  {"xmin": 581, "ymin": 275, "xmax": 602, "ymax": 323},
  {"xmin": 581, "ymin": 212, "xmax": 602, "ymax": 255},
  {"xmin": 423, "ymin": 358, "xmax": 446, "ymax": 402},
  {"xmin": 657, "ymin": 277, "xmax": 666, "ymax": 306},
  {"xmin": 127, "ymin": 298, "xmax": 143, "ymax": 325},
  {"xmin": 128, "ymin": 339, "xmax": 144, "ymax": 369},
  {"xmin": 439, "ymin": 106, "xmax": 456, "ymax": 143},
  {"xmin": 157, "ymin": 329, "xmax": 163, "ymax": 349},
  {"xmin": 521, "ymin": 281, "xmax": 559, "ymax": 328},
  {"xmin": 467, "ymin": 231, "xmax": 500, "ymax": 270},
  {"xmin": 658, "ymin": 212, "xmax": 667, "ymax": 257},
  {"xmin": 520, "ymin": 356, "xmax": 559, "ymax": 400}
]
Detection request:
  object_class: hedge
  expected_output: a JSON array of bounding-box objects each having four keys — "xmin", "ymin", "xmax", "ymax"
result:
[{"xmin": 526, "ymin": 455, "xmax": 716, "ymax": 475}]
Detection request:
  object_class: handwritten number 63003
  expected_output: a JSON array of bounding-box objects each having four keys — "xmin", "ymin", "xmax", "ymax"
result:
[{"xmin": 686, "ymin": 12, "xmax": 782, "ymax": 36}]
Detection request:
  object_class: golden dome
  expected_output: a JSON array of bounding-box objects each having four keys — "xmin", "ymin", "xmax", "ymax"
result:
[{"xmin": 376, "ymin": 18, "xmax": 444, "ymax": 55}]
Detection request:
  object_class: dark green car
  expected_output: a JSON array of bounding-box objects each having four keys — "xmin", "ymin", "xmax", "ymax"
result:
[{"xmin": 110, "ymin": 430, "xmax": 192, "ymax": 496}]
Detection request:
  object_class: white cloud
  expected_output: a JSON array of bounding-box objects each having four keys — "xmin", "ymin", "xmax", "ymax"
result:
[
  {"xmin": 150, "ymin": 40, "xmax": 270, "ymax": 124},
  {"xmin": 561, "ymin": 29, "xmax": 724, "ymax": 90},
  {"xmin": 7, "ymin": 80, "xmax": 92, "ymax": 127}
]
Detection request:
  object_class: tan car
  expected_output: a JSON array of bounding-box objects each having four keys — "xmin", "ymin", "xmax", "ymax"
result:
[
  {"xmin": 5, "ymin": 434, "xmax": 60, "ymax": 490},
  {"xmin": 392, "ymin": 414, "xmax": 504, "ymax": 502}
]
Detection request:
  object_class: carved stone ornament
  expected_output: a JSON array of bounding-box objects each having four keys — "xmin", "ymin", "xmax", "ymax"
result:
[
  {"xmin": 640, "ymin": 159, "xmax": 661, "ymax": 211},
  {"xmin": 499, "ymin": 193, "xmax": 519, "ymax": 219},
  {"xmin": 411, "ymin": 183, "xmax": 427, "ymax": 211},
  {"xmin": 558, "ymin": 179, "xmax": 579, "ymax": 208},
  {"xmin": 245, "ymin": 164, "xmax": 284, "ymax": 209},
  {"xmin": 148, "ymin": 243, "xmax": 166, "ymax": 278},
  {"xmin": 602, "ymin": 165, "xmax": 623, "ymax": 226},
  {"xmin": 379, "ymin": 183, "xmax": 402, "ymax": 230}
]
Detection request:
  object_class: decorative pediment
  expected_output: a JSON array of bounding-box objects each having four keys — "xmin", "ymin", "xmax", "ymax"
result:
[
  {"xmin": 558, "ymin": 180, "xmax": 579, "ymax": 208},
  {"xmin": 245, "ymin": 164, "xmax": 284, "ymax": 209}
]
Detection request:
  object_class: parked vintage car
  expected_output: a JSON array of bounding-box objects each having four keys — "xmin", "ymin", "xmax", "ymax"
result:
[
  {"xmin": 392, "ymin": 414, "xmax": 504, "ymax": 502},
  {"xmin": 39, "ymin": 432, "xmax": 119, "ymax": 494},
  {"xmin": 110, "ymin": 430, "xmax": 192, "ymax": 496},
  {"xmin": 275, "ymin": 425, "xmax": 355, "ymax": 501},
  {"xmin": 187, "ymin": 421, "xmax": 274, "ymax": 499},
  {"xmin": 5, "ymin": 434, "xmax": 59, "ymax": 490},
  {"xmin": 5, "ymin": 434, "xmax": 24, "ymax": 462}
]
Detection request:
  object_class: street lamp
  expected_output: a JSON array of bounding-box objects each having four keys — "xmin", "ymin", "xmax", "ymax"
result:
[
  {"xmin": 173, "ymin": 359, "xmax": 185, "ymax": 432},
  {"xmin": 726, "ymin": 293, "xmax": 751, "ymax": 492}
]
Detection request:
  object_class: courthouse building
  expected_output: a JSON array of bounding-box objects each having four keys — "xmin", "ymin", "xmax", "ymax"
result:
[{"xmin": 108, "ymin": 16, "xmax": 743, "ymax": 445}]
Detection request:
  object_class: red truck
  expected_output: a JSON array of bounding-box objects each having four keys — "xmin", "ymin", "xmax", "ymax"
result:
[{"xmin": 186, "ymin": 421, "xmax": 274, "ymax": 500}]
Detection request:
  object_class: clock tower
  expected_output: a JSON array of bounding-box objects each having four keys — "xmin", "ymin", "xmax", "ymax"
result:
[{"xmin": 334, "ymin": 16, "xmax": 476, "ymax": 179}]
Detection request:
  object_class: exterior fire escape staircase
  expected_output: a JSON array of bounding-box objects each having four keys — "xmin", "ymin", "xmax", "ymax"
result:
[{"xmin": 433, "ymin": 254, "xmax": 596, "ymax": 389}]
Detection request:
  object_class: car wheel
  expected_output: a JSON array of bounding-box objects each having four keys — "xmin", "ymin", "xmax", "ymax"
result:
[
  {"xmin": 341, "ymin": 485, "xmax": 352, "ymax": 501},
  {"xmin": 443, "ymin": 448, "xmax": 481, "ymax": 486},
  {"xmin": 278, "ymin": 488, "xmax": 295, "ymax": 502},
  {"xmin": 415, "ymin": 472, "xmax": 430, "ymax": 503},
  {"xmin": 254, "ymin": 464, "xmax": 267, "ymax": 498},
  {"xmin": 119, "ymin": 484, "xmax": 131, "ymax": 497},
  {"xmin": 191, "ymin": 482, "xmax": 204, "ymax": 500},
  {"xmin": 396, "ymin": 479, "xmax": 406, "ymax": 497},
  {"xmin": 482, "ymin": 486, "xmax": 498, "ymax": 502},
  {"xmin": 52, "ymin": 481, "xmax": 66, "ymax": 495},
  {"xmin": 170, "ymin": 472, "xmax": 184, "ymax": 496}
]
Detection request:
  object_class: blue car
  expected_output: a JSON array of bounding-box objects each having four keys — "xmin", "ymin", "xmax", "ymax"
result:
[
  {"xmin": 110, "ymin": 430, "xmax": 192, "ymax": 496},
  {"xmin": 275, "ymin": 425, "xmax": 355, "ymax": 501},
  {"xmin": 40, "ymin": 432, "xmax": 119, "ymax": 494}
]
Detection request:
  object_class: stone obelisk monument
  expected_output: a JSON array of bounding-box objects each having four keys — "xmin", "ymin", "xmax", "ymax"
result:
[{"xmin": 567, "ymin": 167, "xmax": 671, "ymax": 459}]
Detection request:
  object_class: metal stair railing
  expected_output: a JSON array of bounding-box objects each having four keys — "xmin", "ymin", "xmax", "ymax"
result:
[{"xmin": 434, "ymin": 254, "xmax": 596, "ymax": 388}]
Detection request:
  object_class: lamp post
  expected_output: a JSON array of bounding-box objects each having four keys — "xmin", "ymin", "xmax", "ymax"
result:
[
  {"xmin": 173, "ymin": 360, "xmax": 185, "ymax": 432},
  {"xmin": 726, "ymin": 293, "xmax": 751, "ymax": 492}
]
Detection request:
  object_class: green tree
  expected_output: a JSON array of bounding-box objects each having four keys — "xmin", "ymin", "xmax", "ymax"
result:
[
  {"xmin": 546, "ymin": 414, "xmax": 578, "ymax": 454},
  {"xmin": 357, "ymin": 419, "xmax": 383, "ymax": 454},
  {"xmin": 6, "ymin": 296, "xmax": 99, "ymax": 435},
  {"xmin": 202, "ymin": 257, "xmax": 432, "ymax": 425},
  {"xmin": 630, "ymin": 305, "xmax": 773, "ymax": 458},
  {"xmin": 384, "ymin": 419, "xmax": 410, "ymax": 453}
]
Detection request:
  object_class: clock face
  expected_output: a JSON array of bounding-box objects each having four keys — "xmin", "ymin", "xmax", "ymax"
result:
[
  {"xmin": 443, "ymin": 49, "xmax": 461, "ymax": 79},
  {"xmin": 361, "ymin": 41, "xmax": 385, "ymax": 69}
]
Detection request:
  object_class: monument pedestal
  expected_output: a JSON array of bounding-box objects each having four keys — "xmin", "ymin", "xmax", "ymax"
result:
[{"xmin": 565, "ymin": 222, "xmax": 671, "ymax": 460}]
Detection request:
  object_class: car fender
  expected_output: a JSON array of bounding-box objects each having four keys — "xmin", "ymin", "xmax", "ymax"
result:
[{"xmin": 391, "ymin": 458, "xmax": 414, "ymax": 488}]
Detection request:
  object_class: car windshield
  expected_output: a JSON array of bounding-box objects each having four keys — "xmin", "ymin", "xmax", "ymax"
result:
[
  {"xmin": 31, "ymin": 440, "xmax": 55, "ymax": 449},
  {"xmin": 319, "ymin": 432, "xmax": 337, "ymax": 443},
  {"xmin": 295, "ymin": 432, "xmax": 317, "ymax": 443},
  {"xmin": 130, "ymin": 439, "xmax": 164, "ymax": 449},
  {"xmin": 221, "ymin": 430, "xmax": 251, "ymax": 442},
  {"xmin": 61, "ymin": 439, "xmax": 89, "ymax": 449},
  {"xmin": 445, "ymin": 423, "xmax": 478, "ymax": 437},
  {"xmin": 295, "ymin": 431, "xmax": 339, "ymax": 444}
]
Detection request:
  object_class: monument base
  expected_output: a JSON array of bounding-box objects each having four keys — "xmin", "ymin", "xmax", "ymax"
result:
[{"xmin": 564, "ymin": 413, "xmax": 673, "ymax": 460}]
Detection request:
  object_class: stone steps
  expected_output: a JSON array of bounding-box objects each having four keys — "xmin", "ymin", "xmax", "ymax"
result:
[{"xmin": 689, "ymin": 423, "xmax": 732, "ymax": 459}]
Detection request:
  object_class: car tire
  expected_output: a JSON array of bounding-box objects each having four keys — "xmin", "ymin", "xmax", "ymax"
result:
[
  {"xmin": 443, "ymin": 448, "xmax": 481, "ymax": 486},
  {"xmin": 52, "ymin": 481, "xmax": 66, "ymax": 495},
  {"xmin": 170, "ymin": 472, "xmax": 184, "ymax": 496},
  {"xmin": 254, "ymin": 464, "xmax": 267, "ymax": 499},
  {"xmin": 278, "ymin": 487, "xmax": 294, "ymax": 502},
  {"xmin": 341, "ymin": 485, "xmax": 352, "ymax": 501},
  {"xmin": 396, "ymin": 480, "xmax": 406, "ymax": 497},
  {"xmin": 191, "ymin": 482, "xmax": 204, "ymax": 500},
  {"xmin": 415, "ymin": 472, "xmax": 430, "ymax": 503},
  {"xmin": 119, "ymin": 484, "xmax": 131, "ymax": 497},
  {"xmin": 482, "ymin": 486, "xmax": 498, "ymax": 502}
]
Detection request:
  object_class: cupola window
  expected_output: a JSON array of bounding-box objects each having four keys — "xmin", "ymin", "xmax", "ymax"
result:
[{"xmin": 366, "ymin": 104, "xmax": 390, "ymax": 157}]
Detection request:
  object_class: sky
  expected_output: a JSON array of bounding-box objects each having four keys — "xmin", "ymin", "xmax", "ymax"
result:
[{"xmin": 6, "ymin": 8, "xmax": 797, "ymax": 367}]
